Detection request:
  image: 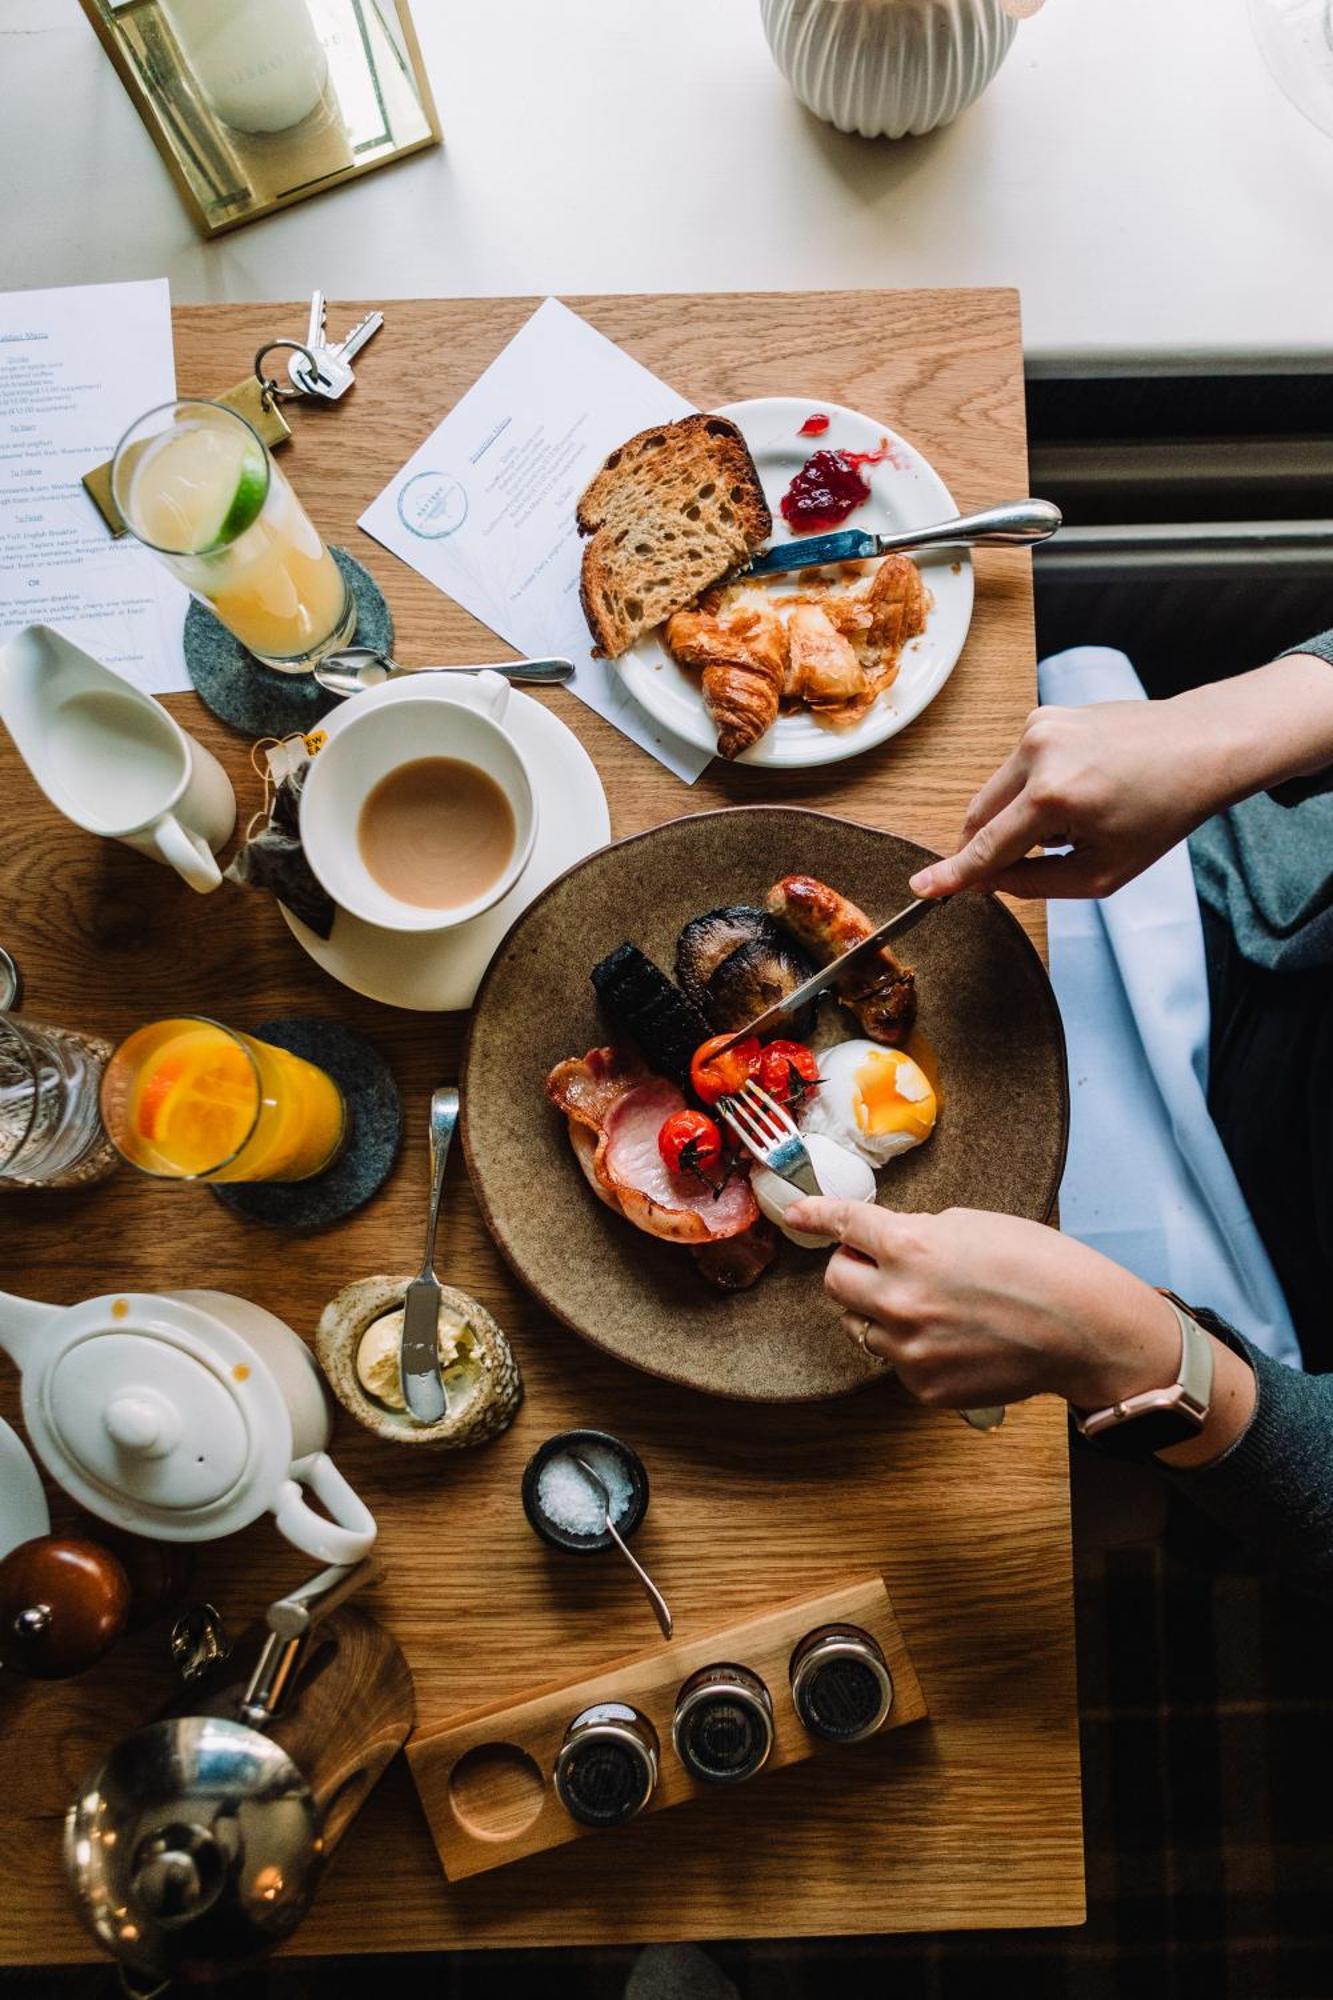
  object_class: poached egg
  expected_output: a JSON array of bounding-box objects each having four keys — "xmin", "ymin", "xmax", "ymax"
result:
[{"xmin": 803, "ymin": 1039, "xmax": 937, "ymax": 1168}]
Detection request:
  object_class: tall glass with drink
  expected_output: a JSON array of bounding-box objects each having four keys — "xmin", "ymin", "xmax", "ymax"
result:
[
  {"xmin": 111, "ymin": 400, "xmax": 355, "ymax": 673},
  {"xmin": 100, "ymin": 1016, "xmax": 345, "ymax": 1184}
]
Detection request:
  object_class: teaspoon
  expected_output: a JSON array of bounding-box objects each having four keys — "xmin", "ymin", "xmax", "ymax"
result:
[
  {"xmin": 573, "ymin": 1454, "xmax": 673, "ymax": 1639},
  {"xmin": 315, "ymin": 646, "xmax": 575, "ymax": 699}
]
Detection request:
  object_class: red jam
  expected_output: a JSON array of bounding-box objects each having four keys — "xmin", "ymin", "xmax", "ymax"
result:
[
  {"xmin": 779, "ymin": 439, "xmax": 893, "ymax": 533},
  {"xmin": 797, "ymin": 413, "xmax": 830, "ymax": 437}
]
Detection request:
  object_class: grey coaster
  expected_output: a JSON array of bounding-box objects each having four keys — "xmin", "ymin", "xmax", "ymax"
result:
[
  {"xmin": 183, "ymin": 546, "xmax": 393, "ymax": 737},
  {"xmin": 211, "ymin": 1017, "xmax": 402, "ymax": 1232}
]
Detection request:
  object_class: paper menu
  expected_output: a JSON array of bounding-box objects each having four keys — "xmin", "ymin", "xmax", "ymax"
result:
[
  {"xmin": 358, "ymin": 298, "xmax": 711, "ymax": 782},
  {"xmin": 0, "ymin": 278, "xmax": 188, "ymax": 695}
]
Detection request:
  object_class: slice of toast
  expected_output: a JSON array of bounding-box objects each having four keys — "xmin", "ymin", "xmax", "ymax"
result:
[{"xmin": 577, "ymin": 414, "xmax": 771, "ymax": 658}]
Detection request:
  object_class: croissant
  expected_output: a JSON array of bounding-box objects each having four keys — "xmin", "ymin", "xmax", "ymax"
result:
[
  {"xmin": 786, "ymin": 604, "xmax": 867, "ymax": 705},
  {"xmin": 665, "ymin": 601, "xmax": 787, "ymax": 759}
]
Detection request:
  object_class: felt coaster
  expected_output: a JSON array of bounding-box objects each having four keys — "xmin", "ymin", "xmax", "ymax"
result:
[
  {"xmin": 211, "ymin": 1017, "xmax": 402, "ymax": 1231},
  {"xmin": 183, "ymin": 547, "xmax": 393, "ymax": 737}
]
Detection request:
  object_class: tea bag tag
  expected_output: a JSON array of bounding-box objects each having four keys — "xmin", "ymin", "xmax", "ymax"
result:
[{"xmin": 82, "ymin": 378, "xmax": 293, "ymax": 537}]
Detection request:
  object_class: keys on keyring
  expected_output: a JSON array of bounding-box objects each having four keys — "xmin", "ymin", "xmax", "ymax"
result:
[{"xmin": 287, "ymin": 290, "xmax": 386, "ymax": 402}]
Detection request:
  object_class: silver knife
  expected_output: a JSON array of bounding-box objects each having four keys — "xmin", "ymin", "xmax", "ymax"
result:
[
  {"xmin": 400, "ymin": 1087, "xmax": 460, "ymax": 1425},
  {"xmin": 711, "ymin": 895, "xmax": 942, "ymax": 1054},
  {"xmin": 740, "ymin": 497, "xmax": 1061, "ymax": 580}
]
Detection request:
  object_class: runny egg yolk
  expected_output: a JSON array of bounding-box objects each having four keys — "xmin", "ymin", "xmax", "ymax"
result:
[{"xmin": 853, "ymin": 1050, "xmax": 937, "ymax": 1145}]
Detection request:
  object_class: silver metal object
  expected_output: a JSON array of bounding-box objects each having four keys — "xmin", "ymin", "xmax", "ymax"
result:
[
  {"xmin": 314, "ymin": 645, "xmax": 575, "ymax": 697},
  {"xmin": 66, "ymin": 1561, "xmax": 378, "ymax": 1985},
  {"xmin": 717, "ymin": 1078, "xmax": 821, "ymax": 1197},
  {"xmin": 711, "ymin": 894, "xmax": 941, "ymax": 1054},
  {"xmin": 790, "ymin": 1623, "xmax": 895, "ymax": 1742},
  {"xmin": 400, "ymin": 1087, "xmax": 460, "ymax": 1426},
  {"xmin": 572, "ymin": 1453, "xmax": 673, "ymax": 1639},
  {"xmin": 169, "ymin": 1601, "xmax": 232, "ymax": 1684},
  {"xmin": 290, "ymin": 305, "xmax": 385, "ymax": 402},
  {"xmin": 742, "ymin": 497, "xmax": 1062, "ymax": 578},
  {"xmin": 239, "ymin": 1559, "xmax": 375, "ymax": 1727},
  {"xmin": 672, "ymin": 1663, "xmax": 774, "ymax": 1783},
  {"xmin": 554, "ymin": 1703, "xmax": 660, "ymax": 1827}
]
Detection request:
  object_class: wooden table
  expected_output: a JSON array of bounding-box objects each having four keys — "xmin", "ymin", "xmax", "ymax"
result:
[{"xmin": 0, "ymin": 292, "xmax": 1083, "ymax": 1962}]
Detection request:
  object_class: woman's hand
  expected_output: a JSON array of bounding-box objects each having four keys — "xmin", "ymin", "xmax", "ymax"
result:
[
  {"xmin": 783, "ymin": 1198, "xmax": 1182, "ymax": 1412},
  {"xmin": 908, "ymin": 698, "xmax": 1220, "ymax": 901},
  {"xmin": 908, "ymin": 652, "xmax": 1333, "ymax": 902}
]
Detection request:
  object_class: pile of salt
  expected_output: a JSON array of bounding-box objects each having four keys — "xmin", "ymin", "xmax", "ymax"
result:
[{"xmin": 536, "ymin": 1444, "xmax": 634, "ymax": 1537}]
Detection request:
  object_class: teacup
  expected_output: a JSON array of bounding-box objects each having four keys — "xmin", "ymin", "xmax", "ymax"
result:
[{"xmin": 299, "ymin": 672, "xmax": 538, "ymax": 933}]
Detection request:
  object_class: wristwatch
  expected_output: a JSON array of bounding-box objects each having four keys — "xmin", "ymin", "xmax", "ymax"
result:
[{"xmin": 1073, "ymin": 1292, "xmax": 1216, "ymax": 1460}]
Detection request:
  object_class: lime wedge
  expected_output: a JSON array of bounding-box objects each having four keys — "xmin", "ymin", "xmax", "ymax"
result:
[{"xmin": 215, "ymin": 447, "xmax": 268, "ymax": 545}]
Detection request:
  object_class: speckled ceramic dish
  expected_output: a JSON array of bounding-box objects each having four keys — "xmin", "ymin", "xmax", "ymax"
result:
[
  {"xmin": 316, "ymin": 1274, "xmax": 522, "ymax": 1448},
  {"xmin": 462, "ymin": 806, "xmax": 1068, "ymax": 1404}
]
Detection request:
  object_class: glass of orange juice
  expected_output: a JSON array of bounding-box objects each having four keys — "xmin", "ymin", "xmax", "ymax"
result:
[
  {"xmin": 111, "ymin": 400, "xmax": 355, "ymax": 674},
  {"xmin": 100, "ymin": 1017, "xmax": 345, "ymax": 1183}
]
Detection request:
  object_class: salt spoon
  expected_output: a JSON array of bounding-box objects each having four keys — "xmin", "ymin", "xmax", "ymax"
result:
[
  {"xmin": 573, "ymin": 1453, "xmax": 673, "ymax": 1639},
  {"xmin": 315, "ymin": 646, "xmax": 574, "ymax": 697}
]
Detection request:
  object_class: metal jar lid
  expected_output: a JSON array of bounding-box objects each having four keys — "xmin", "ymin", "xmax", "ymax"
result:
[
  {"xmin": 65, "ymin": 1715, "xmax": 321, "ymax": 1983},
  {"xmin": 554, "ymin": 1702, "xmax": 659, "ymax": 1828},
  {"xmin": 790, "ymin": 1623, "xmax": 895, "ymax": 1743},
  {"xmin": 672, "ymin": 1662, "xmax": 774, "ymax": 1784}
]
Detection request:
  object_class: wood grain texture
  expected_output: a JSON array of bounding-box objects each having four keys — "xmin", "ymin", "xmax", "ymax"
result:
[
  {"xmin": 0, "ymin": 293, "xmax": 1082, "ymax": 1962},
  {"xmin": 411, "ymin": 1575, "xmax": 927, "ymax": 1882}
]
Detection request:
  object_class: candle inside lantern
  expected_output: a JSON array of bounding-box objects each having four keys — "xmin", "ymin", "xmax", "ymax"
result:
[{"xmin": 160, "ymin": 0, "xmax": 329, "ymax": 134}]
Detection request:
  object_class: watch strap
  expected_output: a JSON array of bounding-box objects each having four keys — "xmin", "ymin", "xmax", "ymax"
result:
[{"xmin": 1074, "ymin": 1293, "xmax": 1215, "ymax": 1460}]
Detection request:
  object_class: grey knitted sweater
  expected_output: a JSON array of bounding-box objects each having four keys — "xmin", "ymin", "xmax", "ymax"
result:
[{"xmin": 1165, "ymin": 628, "xmax": 1333, "ymax": 1596}]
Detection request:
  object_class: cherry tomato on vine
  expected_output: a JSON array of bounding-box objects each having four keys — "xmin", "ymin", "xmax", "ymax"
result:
[
  {"xmin": 757, "ymin": 1039, "xmax": 821, "ymax": 1105},
  {"xmin": 657, "ymin": 1108, "xmax": 724, "ymax": 1185},
  {"xmin": 689, "ymin": 1034, "xmax": 762, "ymax": 1106}
]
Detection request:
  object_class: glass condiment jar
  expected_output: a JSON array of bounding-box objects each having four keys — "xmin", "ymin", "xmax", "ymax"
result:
[
  {"xmin": 790, "ymin": 1624, "xmax": 895, "ymax": 1743},
  {"xmin": 553, "ymin": 1702, "xmax": 659, "ymax": 1828},
  {"xmin": 672, "ymin": 1663, "xmax": 774, "ymax": 1784}
]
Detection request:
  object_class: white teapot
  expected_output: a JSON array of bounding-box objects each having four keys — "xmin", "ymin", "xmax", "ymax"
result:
[{"xmin": 0, "ymin": 1287, "xmax": 375, "ymax": 1563}]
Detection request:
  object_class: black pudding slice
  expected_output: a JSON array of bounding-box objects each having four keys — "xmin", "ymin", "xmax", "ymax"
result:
[{"xmin": 591, "ymin": 943, "xmax": 712, "ymax": 1091}]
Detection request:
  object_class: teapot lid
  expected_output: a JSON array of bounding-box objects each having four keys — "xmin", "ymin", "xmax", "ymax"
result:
[
  {"xmin": 23, "ymin": 1294, "xmax": 291, "ymax": 1543},
  {"xmin": 66, "ymin": 1715, "xmax": 320, "ymax": 1981}
]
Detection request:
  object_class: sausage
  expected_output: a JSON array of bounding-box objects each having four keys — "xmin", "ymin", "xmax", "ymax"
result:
[{"xmin": 764, "ymin": 875, "xmax": 917, "ymax": 1045}]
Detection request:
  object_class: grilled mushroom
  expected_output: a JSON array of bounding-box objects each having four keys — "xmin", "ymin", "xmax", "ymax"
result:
[
  {"xmin": 703, "ymin": 936, "xmax": 816, "ymax": 1036},
  {"xmin": 675, "ymin": 906, "xmax": 773, "ymax": 1007}
]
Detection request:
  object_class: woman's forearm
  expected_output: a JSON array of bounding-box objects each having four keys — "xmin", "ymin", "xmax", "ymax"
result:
[
  {"xmin": 1177, "ymin": 650, "xmax": 1333, "ymax": 816},
  {"xmin": 1159, "ymin": 1332, "xmax": 1333, "ymax": 1601}
]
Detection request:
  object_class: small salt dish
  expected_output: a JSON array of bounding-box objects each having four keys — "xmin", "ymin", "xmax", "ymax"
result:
[{"xmin": 522, "ymin": 1429, "xmax": 649, "ymax": 1554}]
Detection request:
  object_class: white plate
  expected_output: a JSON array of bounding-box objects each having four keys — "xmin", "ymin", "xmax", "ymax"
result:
[
  {"xmin": 0, "ymin": 1416, "xmax": 49, "ymax": 1560},
  {"xmin": 615, "ymin": 396, "xmax": 974, "ymax": 769},
  {"xmin": 281, "ymin": 684, "xmax": 610, "ymax": 1012}
]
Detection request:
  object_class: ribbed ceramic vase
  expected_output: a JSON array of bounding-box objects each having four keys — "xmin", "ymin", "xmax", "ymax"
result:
[{"xmin": 760, "ymin": 0, "xmax": 1017, "ymax": 138}]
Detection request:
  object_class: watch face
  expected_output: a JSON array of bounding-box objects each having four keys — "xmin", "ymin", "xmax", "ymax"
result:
[{"xmin": 1079, "ymin": 1407, "xmax": 1203, "ymax": 1460}]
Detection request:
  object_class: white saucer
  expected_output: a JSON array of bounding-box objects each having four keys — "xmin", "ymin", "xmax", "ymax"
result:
[
  {"xmin": 1, "ymin": 1416, "xmax": 49, "ymax": 1560},
  {"xmin": 280, "ymin": 686, "xmax": 610, "ymax": 1012}
]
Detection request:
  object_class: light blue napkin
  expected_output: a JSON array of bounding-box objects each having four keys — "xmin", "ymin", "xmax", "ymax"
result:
[{"xmin": 1040, "ymin": 646, "xmax": 1300, "ymax": 1368}]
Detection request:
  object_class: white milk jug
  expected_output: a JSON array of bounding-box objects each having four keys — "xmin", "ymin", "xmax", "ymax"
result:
[{"xmin": 0, "ymin": 625, "xmax": 235, "ymax": 893}]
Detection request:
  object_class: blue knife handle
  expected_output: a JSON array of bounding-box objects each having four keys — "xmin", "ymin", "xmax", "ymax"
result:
[{"xmin": 747, "ymin": 529, "xmax": 878, "ymax": 575}]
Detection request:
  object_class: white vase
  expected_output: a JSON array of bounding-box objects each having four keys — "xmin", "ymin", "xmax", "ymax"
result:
[{"xmin": 759, "ymin": 0, "xmax": 1017, "ymax": 139}]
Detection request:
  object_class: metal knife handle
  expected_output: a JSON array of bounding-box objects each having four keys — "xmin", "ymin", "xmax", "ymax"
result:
[
  {"xmin": 419, "ymin": 1087, "xmax": 460, "ymax": 1280},
  {"xmin": 404, "ymin": 658, "xmax": 575, "ymax": 685},
  {"xmin": 876, "ymin": 498, "xmax": 1062, "ymax": 554}
]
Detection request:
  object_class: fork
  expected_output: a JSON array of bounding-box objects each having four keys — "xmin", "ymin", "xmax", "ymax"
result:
[
  {"xmin": 720, "ymin": 1080, "xmax": 1006, "ymax": 1431},
  {"xmin": 716, "ymin": 1078, "xmax": 821, "ymax": 1195}
]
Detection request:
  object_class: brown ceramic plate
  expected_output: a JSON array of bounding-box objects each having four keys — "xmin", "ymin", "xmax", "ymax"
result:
[{"xmin": 462, "ymin": 807, "xmax": 1068, "ymax": 1403}]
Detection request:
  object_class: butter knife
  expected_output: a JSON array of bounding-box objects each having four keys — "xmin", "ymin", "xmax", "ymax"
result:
[
  {"xmin": 710, "ymin": 895, "xmax": 942, "ymax": 1055},
  {"xmin": 740, "ymin": 498, "xmax": 1061, "ymax": 579},
  {"xmin": 400, "ymin": 1087, "xmax": 460, "ymax": 1426}
]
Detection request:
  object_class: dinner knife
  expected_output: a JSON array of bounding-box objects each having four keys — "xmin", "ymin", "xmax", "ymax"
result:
[
  {"xmin": 739, "ymin": 497, "xmax": 1061, "ymax": 579},
  {"xmin": 710, "ymin": 894, "xmax": 943, "ymax": 1054}
]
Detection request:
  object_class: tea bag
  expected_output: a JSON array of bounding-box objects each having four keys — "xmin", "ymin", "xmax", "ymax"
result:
[{"xmin": 225, "ymin": 735, "xmax": 336, "ymax": 938}]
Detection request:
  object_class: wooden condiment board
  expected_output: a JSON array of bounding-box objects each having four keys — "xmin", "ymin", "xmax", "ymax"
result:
[
  {"xmin": 411, "ymin": 1575, "xmax": 927, "ymax": 1880},
  {"xmin": 0, "ymin": 292, "xmax": 1084, "ymax": 1962}
]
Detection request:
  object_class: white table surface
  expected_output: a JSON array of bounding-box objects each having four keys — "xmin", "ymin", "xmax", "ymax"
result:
[{"xmin": 4, "ymin": 0, "xmax": 1332, "ymax": 366}]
